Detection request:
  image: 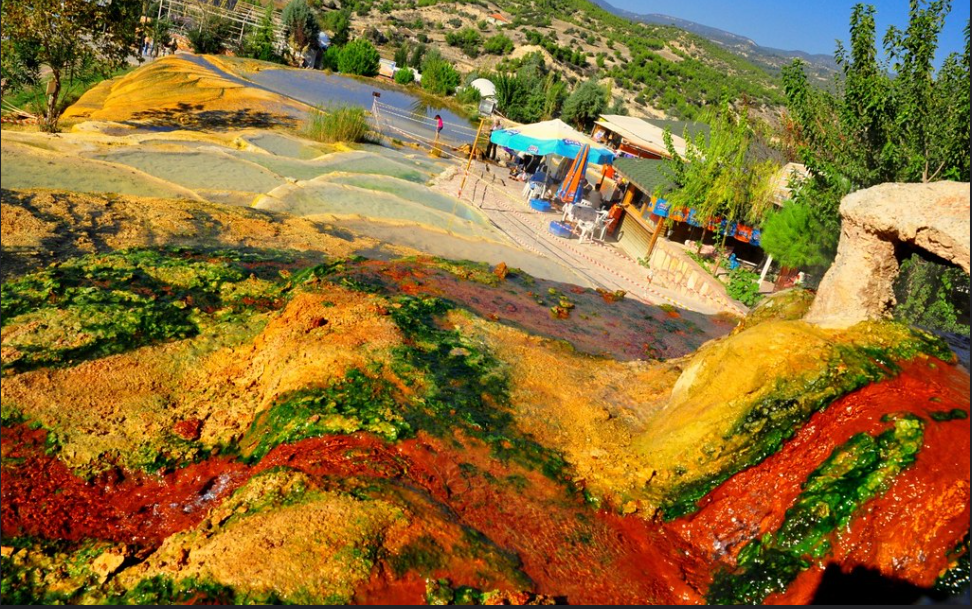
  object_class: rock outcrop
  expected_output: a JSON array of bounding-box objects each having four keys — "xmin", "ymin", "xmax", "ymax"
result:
[{"xmin": 806, "ymin": 181, "xmax": 971, "ymax": 328}]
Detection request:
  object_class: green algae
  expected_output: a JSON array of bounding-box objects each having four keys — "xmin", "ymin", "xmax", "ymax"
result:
[
  {"xmin": 386, "ymin": 295, "xmax": 569, "ymax": 481},
  {"xmin": 934, "ymin": 534, "xmax": 970, "ymax": 596},
  {"xmin": 390, "ymin": 535, "xmax": 446, "ymax": 577},
  {"xmin": 706, "ymin": 415, "xmax": 926, "ymax": 604},
  {"xmin": 659, "ymin": 327, "xmax": 953, "ymax": 521},
  {"xmin": 0, "ymin": 538, "xmax": 126, "ymax": 605},
  {"xmin": 1, "ymin": 249, "xmax": 292, "ymax": 374},
  {"xmin": 242, "ymin": 368, "xmax": 409, "ymax": 463},
  {"xmin": 103, "ymin": 575, "xmax": 276, "ymax": 605},
  {"xmin": 929, "ymin": 409, "xmax": 969, "ymax": 422}
]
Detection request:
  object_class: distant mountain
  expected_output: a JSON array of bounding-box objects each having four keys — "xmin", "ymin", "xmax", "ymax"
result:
[{"xmin": 589, "ymin": 0, "xmax": 838, "ymax": 80}]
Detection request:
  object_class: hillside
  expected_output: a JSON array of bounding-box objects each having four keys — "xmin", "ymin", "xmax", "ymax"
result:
[
  {"xmin": 335, "ymin": 0, "xmax": 788, "ymax": 120},
  {"xmin": 589, "ymin": 0, "xmax": 839, "ymax": 83}
]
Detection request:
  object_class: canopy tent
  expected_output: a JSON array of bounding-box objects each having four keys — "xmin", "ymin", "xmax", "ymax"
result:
[{"xmin": 490, "ymin": 119, "xmax": 614, "ymax": 165}]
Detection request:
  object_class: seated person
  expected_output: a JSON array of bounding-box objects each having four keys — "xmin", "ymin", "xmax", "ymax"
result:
[
  {"xmin": 586, "ymin": 187, "xmax": 604, "ymax": 210},
  {"xmin": 529, "ymin": 164, "xmax": 548, "ymax": 184}
]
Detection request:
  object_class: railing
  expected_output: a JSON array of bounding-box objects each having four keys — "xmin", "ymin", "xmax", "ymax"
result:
[{"xmin": 158, "ymin": 0, "xmax": 286, "ymax": 47}]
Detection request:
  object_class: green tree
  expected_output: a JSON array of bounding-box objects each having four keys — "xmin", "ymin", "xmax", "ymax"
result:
[
  {"xmin": 282, "ymin": 0, "xmax": 317, "ymax": 51},
  {"xmin": 769, "ymin": 1, "xmax": 970, "ymax": 272},
  {"xmin": 484, "ymin": 34, "xmax": 514, "ymax": 55},
  {"xmin": 663, "ymin": 102, "xmax": 781, "ymax": 260},
  {"xmin": 322, "ymin": 9, "xmax": 351, "ymax": 47},
  {"xmin": 560, "ymin": 78, "xmax": 608, "ymax": 130},
  {"xmin": 338, "ymin": 38, "xmax": 380, "ymax": 76},
  {"xmin": 1, "ymin": 0, "xmax": 142, "ymax": 132},
  {"xmin": 151, "ymin": 18, "xmax": 173, "ymax": 58},
  {"xmin": 408, "ymin": 43, "xmax": 427, "ymax": 69},
  {"xmin": 394, "ymin": 42, "xmax": 410, "ymax": 68},
  {"xmin": 420, "ymin": 50, "xmax": 461, "ymax": 96},
  {"xmin": 186, "ymin": 2, "xmax": 233, "ymax": 55},
  {"xmin": 893, "ymin": 255, "xmax": 970, "ymax": 333},
  {"xmin": 245, "ymin": 3, "xmax": 278, "ymax": 62}
]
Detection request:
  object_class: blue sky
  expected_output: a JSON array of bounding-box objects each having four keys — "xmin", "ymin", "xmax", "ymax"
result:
[{"xmin": 610, "ymin": 0, "xmax": 970, "ymax": 67}]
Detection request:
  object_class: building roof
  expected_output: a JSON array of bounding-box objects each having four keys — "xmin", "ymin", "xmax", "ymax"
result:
[
  {"xmin": 488, "ymin": 12, "xmax": 510, "ymax": 22},
  {"xmin": 595, "ymin": 114, "xmax": 692, "ymax": 158},
  {"xmin": 613, "ymin": 157, "xmax": 674, "ymax": 197}
]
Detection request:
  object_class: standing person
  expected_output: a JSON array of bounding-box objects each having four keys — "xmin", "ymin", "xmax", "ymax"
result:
[
  {"xmin": 434, "ymin": 114, "xmax": 443, "ymax": 136},
  {"xmin": 597, "ymin": 160, "xmax": 615, "ymax": 191},
  {"xmin": 485, "ymin": 117, "xmax": 501, "ymax": 161}
]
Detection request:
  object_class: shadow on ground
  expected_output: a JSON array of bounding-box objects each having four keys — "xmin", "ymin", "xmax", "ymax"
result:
[{"xmin": 128, "ymin": 102, "xmax": 296, "ymax": 131}]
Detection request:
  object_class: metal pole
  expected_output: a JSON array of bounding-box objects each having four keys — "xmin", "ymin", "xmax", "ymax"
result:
[
  {"xmin": 456, "ymin": 117, "xmax": 486, "ymax": 199},
  {"xmin": 759, "ymin": 253, "xmax": 773, "ymax": 283}
]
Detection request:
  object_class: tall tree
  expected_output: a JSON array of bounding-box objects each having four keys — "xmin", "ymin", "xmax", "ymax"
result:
[
  {"xmin": 663, "ymin": 101, "xmax": 781, "ymax": 256},
  {"xmin": 1, "ymin": 0, "xmax": 143, "ymax": 132},
  {"xmin": 560, "ymin": 78, "xmax": 607, "ymax": 130},
  {"xmin": 766, "ymin": 1, "xmax": 970, "ymax": 272}
]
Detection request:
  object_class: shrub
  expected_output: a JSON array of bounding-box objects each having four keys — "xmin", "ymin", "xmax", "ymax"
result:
[
  {"xmin": 320, "ymin": 45, "xmax": 341, "ymax": 70},
  {"xmin": 338, "ymin": 39, "xmax": 380, "ymax": 76},
  {"xmin": 394, "ymin": 67, "xmax": 415, "ymax": 85},
  {"xmin": 445, "ymin": 27, "xmax": 481, "ymax": 58},
  {"xmin": 483, "ymin": 34, "xmax": 513, "ymax": 55},
  {"xmin": 456, "ymin": 85, "xmax": 480, "ymax": 104},
  {"xmin": 727, "ymin": 268, "xmax": 763, "ymax": 308},
  {"xmin": 304, "ymin": 105, "xmax": 371, "ymax": 143}
]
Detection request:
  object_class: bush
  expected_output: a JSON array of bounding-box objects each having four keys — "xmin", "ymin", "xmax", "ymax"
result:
[
  {"xmin": 338, "ymin": 39, "xmax": 380, "ymax": 76},
  {"xmin": 304, "ymin": 105, "xmax": 371, "ymax": 143},
  {"xmin": 320, "ymin": 45, "xmax": 341, "ymax": 71},
  {"xmin": 445, "ymin": 27, "xmax": 481, "ymax": 58},
  {"xmin": 483, "ymin": 34, "xmax": 513, "ymax": 55},
  {"xmin": 420, "ymin": 52, "xmax": 461, "ymax": 96},
  {"xmin": 394, "ymin": 67, "xmax": 415, "ymax": 85},
  {"xmin": 726, "ymin": 268, "xmax": 763, "ymax": 308}
]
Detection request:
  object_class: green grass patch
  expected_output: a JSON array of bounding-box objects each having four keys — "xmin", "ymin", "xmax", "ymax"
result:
[
  {"xmin": 304, "ymin": 104, "xmax": 372, "ymax": 144},
  {"xmin": 707, "ymin": 415, "xmax": 925, "ymax": 604}
]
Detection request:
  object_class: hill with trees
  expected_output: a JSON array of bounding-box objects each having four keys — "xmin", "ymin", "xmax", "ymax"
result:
[{"xmin": 318, "ymin": 0, "xmax": 788, "ymax": 121}]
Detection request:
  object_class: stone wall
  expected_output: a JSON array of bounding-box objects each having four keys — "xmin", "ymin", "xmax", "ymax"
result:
[{"xmin": 806, "ymin": 181, "xmax": 970, "ymax": 328}]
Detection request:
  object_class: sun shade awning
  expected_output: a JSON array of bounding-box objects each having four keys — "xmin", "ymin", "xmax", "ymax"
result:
[{"xmin": 490, "ymin": 119, "xmax": 615, "ymax": 164}]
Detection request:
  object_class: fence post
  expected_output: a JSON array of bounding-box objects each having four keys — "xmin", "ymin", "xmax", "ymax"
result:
[{"xmin": 457, "ymin": 117, "xmax": 486, "ymax": 199}]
